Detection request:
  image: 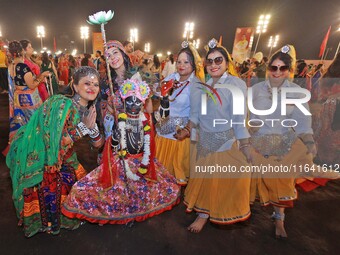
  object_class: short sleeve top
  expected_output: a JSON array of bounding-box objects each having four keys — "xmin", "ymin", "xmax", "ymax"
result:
[{"xmin": 14, "ymin": 63, "xmax": 32, "ymax": 86}]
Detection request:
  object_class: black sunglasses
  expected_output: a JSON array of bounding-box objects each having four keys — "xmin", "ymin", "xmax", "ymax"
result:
[
  {"xmin": 268, "ymin": 65, "xmax": 290, "ymax": 72},
  {"xmin": 206, "ymin": 56, "xmax": 224, "ymax": 66}
]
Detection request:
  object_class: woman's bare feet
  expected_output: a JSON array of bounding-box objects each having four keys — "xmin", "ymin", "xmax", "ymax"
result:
[
  {"xmin": 272, "ymin": 207, "xmax": 287, "ymax": 239},
  {"xmin": 274, "ymin": 219, "xmax": 287, "ymax": 239},
  {"xmin": 187, "ymin": 216, "xmax": 208, "ymax": 233}
]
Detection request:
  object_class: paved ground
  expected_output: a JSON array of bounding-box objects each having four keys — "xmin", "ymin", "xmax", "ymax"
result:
[{"xmin": 0, "ymin": 93, "xmax": 339, "ymax": 255}]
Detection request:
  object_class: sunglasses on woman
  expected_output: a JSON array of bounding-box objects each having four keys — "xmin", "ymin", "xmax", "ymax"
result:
[
  {"xmin": 205, "ymin": 56, "xmax": 224, "ymax": 66},
  {"xmin": 268, "ymin": 65, "xmax": 290, "ymax": 72}
]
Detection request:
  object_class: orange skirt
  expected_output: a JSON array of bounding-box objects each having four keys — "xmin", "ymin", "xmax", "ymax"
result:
[
  {"xmin": 250, "ymin": 139, "xmax": 314, "ymax": 208},
  {"xmin": 184, "ymin": 142, "xmax": 251, "ymax": 224},
  {"xmin": 155, "ymin": 135, "xmax": 190, "ymax": 183}
]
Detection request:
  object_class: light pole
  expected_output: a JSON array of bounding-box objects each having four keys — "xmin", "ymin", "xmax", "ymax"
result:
[
  {"xmin": 144, "ymin": 42, "xmax": 150, "ymax": 53},
  {"xmin": 268, "ymin": 35, "xmax": 279, "ymax": 57},
  {"xmin": 71, "ymin": 49, "xmax": 77, "ymax": 56},
  {"xmin": 80, "ymin": 26, "xmax": 89, "ymax": 53},
  {"xmin": 37, "ymin": 25, "xmax": 45, "ymax": 50},
  {"xmin": 193, "ymin": 39, "xmax": 200, "ymax": 49},
  {"xmin": 183, "ymin": 22, "xmax": 194, "ymax": 41},
  {"xmin": 129, "ymin": 28, "xmax": 138, "ymax": 52},
  {"xmin": 253, "ymin": 14, "xmax": 270, "ymax": 56}
]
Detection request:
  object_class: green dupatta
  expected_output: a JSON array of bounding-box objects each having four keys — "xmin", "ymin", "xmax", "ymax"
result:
[{"xmin": 6, "ymin": 95, "xmax": 79, "ymax": 218}]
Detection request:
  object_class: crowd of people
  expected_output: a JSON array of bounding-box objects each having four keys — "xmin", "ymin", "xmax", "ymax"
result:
[{"xmin": 0, "ymin": 36, "xmax": 339, "ymax": 239}]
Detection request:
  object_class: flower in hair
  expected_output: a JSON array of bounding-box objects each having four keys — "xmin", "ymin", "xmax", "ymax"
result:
[
  {"xmin": 281, "ymin": 45, "xmax": 290, "ymax": 54},
  {"xmin": 208, "ymin": 38, "xmax": 218, "ymax": 49},
  {"xmin": 181, "ymin": 41, "xmax": 189, "ymax": 49}
]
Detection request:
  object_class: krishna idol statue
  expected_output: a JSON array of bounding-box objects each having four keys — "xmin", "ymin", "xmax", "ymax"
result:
[{"xmin": 62, "ymin": 79, "xmax": 180, "ymax": 225}]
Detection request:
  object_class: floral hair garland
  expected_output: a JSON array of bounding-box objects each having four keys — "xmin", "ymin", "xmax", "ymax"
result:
[{"xmin": 119, "ymin": 79, "xmax": 150, "ymax": 103}]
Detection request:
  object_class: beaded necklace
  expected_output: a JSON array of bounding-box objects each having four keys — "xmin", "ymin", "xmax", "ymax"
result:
[
  {"xmin": 72, "ymin": 94, "xmax": 89, "ymax": 118},
  {"xmin": 169, "ymin": 81, "xmax": 189, "ymax": 102},
  {"xmin": 117, "ymin": 112, "xmax": 152, "ymax": 180}
]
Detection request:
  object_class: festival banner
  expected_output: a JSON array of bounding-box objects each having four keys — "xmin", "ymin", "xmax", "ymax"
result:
[
  {"xmin": 232, "ymin": 27, "xmax": 254, "ymax": 64},
  {"xmin": 92, "ymin": 32, "xmax": 104, "ymax": 55}
]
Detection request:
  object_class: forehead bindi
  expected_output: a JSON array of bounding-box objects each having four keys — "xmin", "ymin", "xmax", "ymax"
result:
[{"xmin": 81, "ymin": 75, "xmax": 98, "ymax": 83}]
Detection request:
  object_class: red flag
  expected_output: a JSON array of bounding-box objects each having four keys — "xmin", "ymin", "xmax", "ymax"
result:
[
  {"xmin": 53, "ymin": 37, "xmax": 57, "ymax": 53},
  {"xmin": 319, "ymin": 26, "xmax": 331, "ymax": 58}
]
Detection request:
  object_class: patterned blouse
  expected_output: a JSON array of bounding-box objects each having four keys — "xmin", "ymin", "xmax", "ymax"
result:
[{"xmin": 14, "ymin": 63, "xmax": 32, "ymax": 86}]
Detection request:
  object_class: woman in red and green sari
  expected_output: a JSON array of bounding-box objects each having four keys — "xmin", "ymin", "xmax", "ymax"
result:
[{"xmin": 6, "ymin": 66, "xmax": 103, "ymax": 237}]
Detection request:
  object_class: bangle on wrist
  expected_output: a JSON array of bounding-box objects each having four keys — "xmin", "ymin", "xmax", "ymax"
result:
[
  {"xmin": 91, "ymin": 134, "xmax": 102, "ymax": 142},
  {"xmin": 239, "ymin": 143, "xmax": 250, "ymax": 150},
  {"xmin": 111, "ymin": 136, "xmax": 119, "ymax": 144},
  {"xmin": 111, "ymin": 139, "xmax": 119, "ymax": 148},
  {"xmin": 111, "ymin": 135, "xmax": 119, "ymax": 142},
  {"xmin": 160, "ymin": 105, "xmax": 170, "ymax": 111},
  {"xmin": 183, "ymin": 126, "xmax": 191, "ymax": 135},
  {"xmin": 159, "ymin": 105, "xmax": 169, "ymax": 118},
  {"xmin": 304, "ymin": 140, "xmax": 315, "ymax": 145},
  {"xmin": 76, "ymin": 122, "xmax": 90, "ymax": 137},
  {"xmin": 89, "ymin": 124, "xmax": 100, "ymax": 138}
]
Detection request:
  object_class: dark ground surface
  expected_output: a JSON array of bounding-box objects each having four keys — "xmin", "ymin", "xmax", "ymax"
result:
[{"xmin": 0, "ymin": 93, "xmax": 339, "ymax": 255}]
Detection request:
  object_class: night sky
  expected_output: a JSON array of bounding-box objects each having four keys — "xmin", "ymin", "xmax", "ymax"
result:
[{"xmin": 1, "ymin": 0, "xmax": 340, "ymax": 59}]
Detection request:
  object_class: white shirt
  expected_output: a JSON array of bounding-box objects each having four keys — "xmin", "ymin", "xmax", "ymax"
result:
[
  {"xmin": 159, "ymin": 72, "xmax": 199, "ymax": 140},
  {"xmin": 190, "ymin": 72, "xmax": 250, "ymax": 151},
  {"xmin": 250, "ymin": 79, "xmax": 313, "ymax": 135}
]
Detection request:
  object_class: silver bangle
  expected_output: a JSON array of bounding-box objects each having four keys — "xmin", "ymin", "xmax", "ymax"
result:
[
  {"xmin": 160, "ymin": 105, "xmax": 170, "ymax": 111},
  {"xmin": 76, "ymin": 122, "xmax": 90, "ymax": 137},
  {"xmin": 77, "ymin": 122, "xmax": 99, "ymax": 138},
  {"xmin": 159, "ymin": 106, "xmax": 170, "ymax": 118},
  {"xmin": 89, "ymin": 124, "xmax": 100, "ymax": 138}
]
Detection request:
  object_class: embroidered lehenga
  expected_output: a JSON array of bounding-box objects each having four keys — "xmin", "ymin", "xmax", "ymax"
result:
[
  {"xmin": 7, "ymin": 95, "xmax": 87, "ymax": 237},
  {"xmin": 62, "ymin": 80, "xmax": 180, "ymax": 224}
]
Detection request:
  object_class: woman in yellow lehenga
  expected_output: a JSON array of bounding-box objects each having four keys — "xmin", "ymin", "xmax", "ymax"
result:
[
  {"xmin": 180, "ymin": 39, "xmax": 253, "ymax": 233},
  {"xmin": 249, "ymin": 45, "xmax": 318, "ymax": 238},
  {"xmin": 155, "ymin": 41, "xmax": 204, "ymax": 185}
]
